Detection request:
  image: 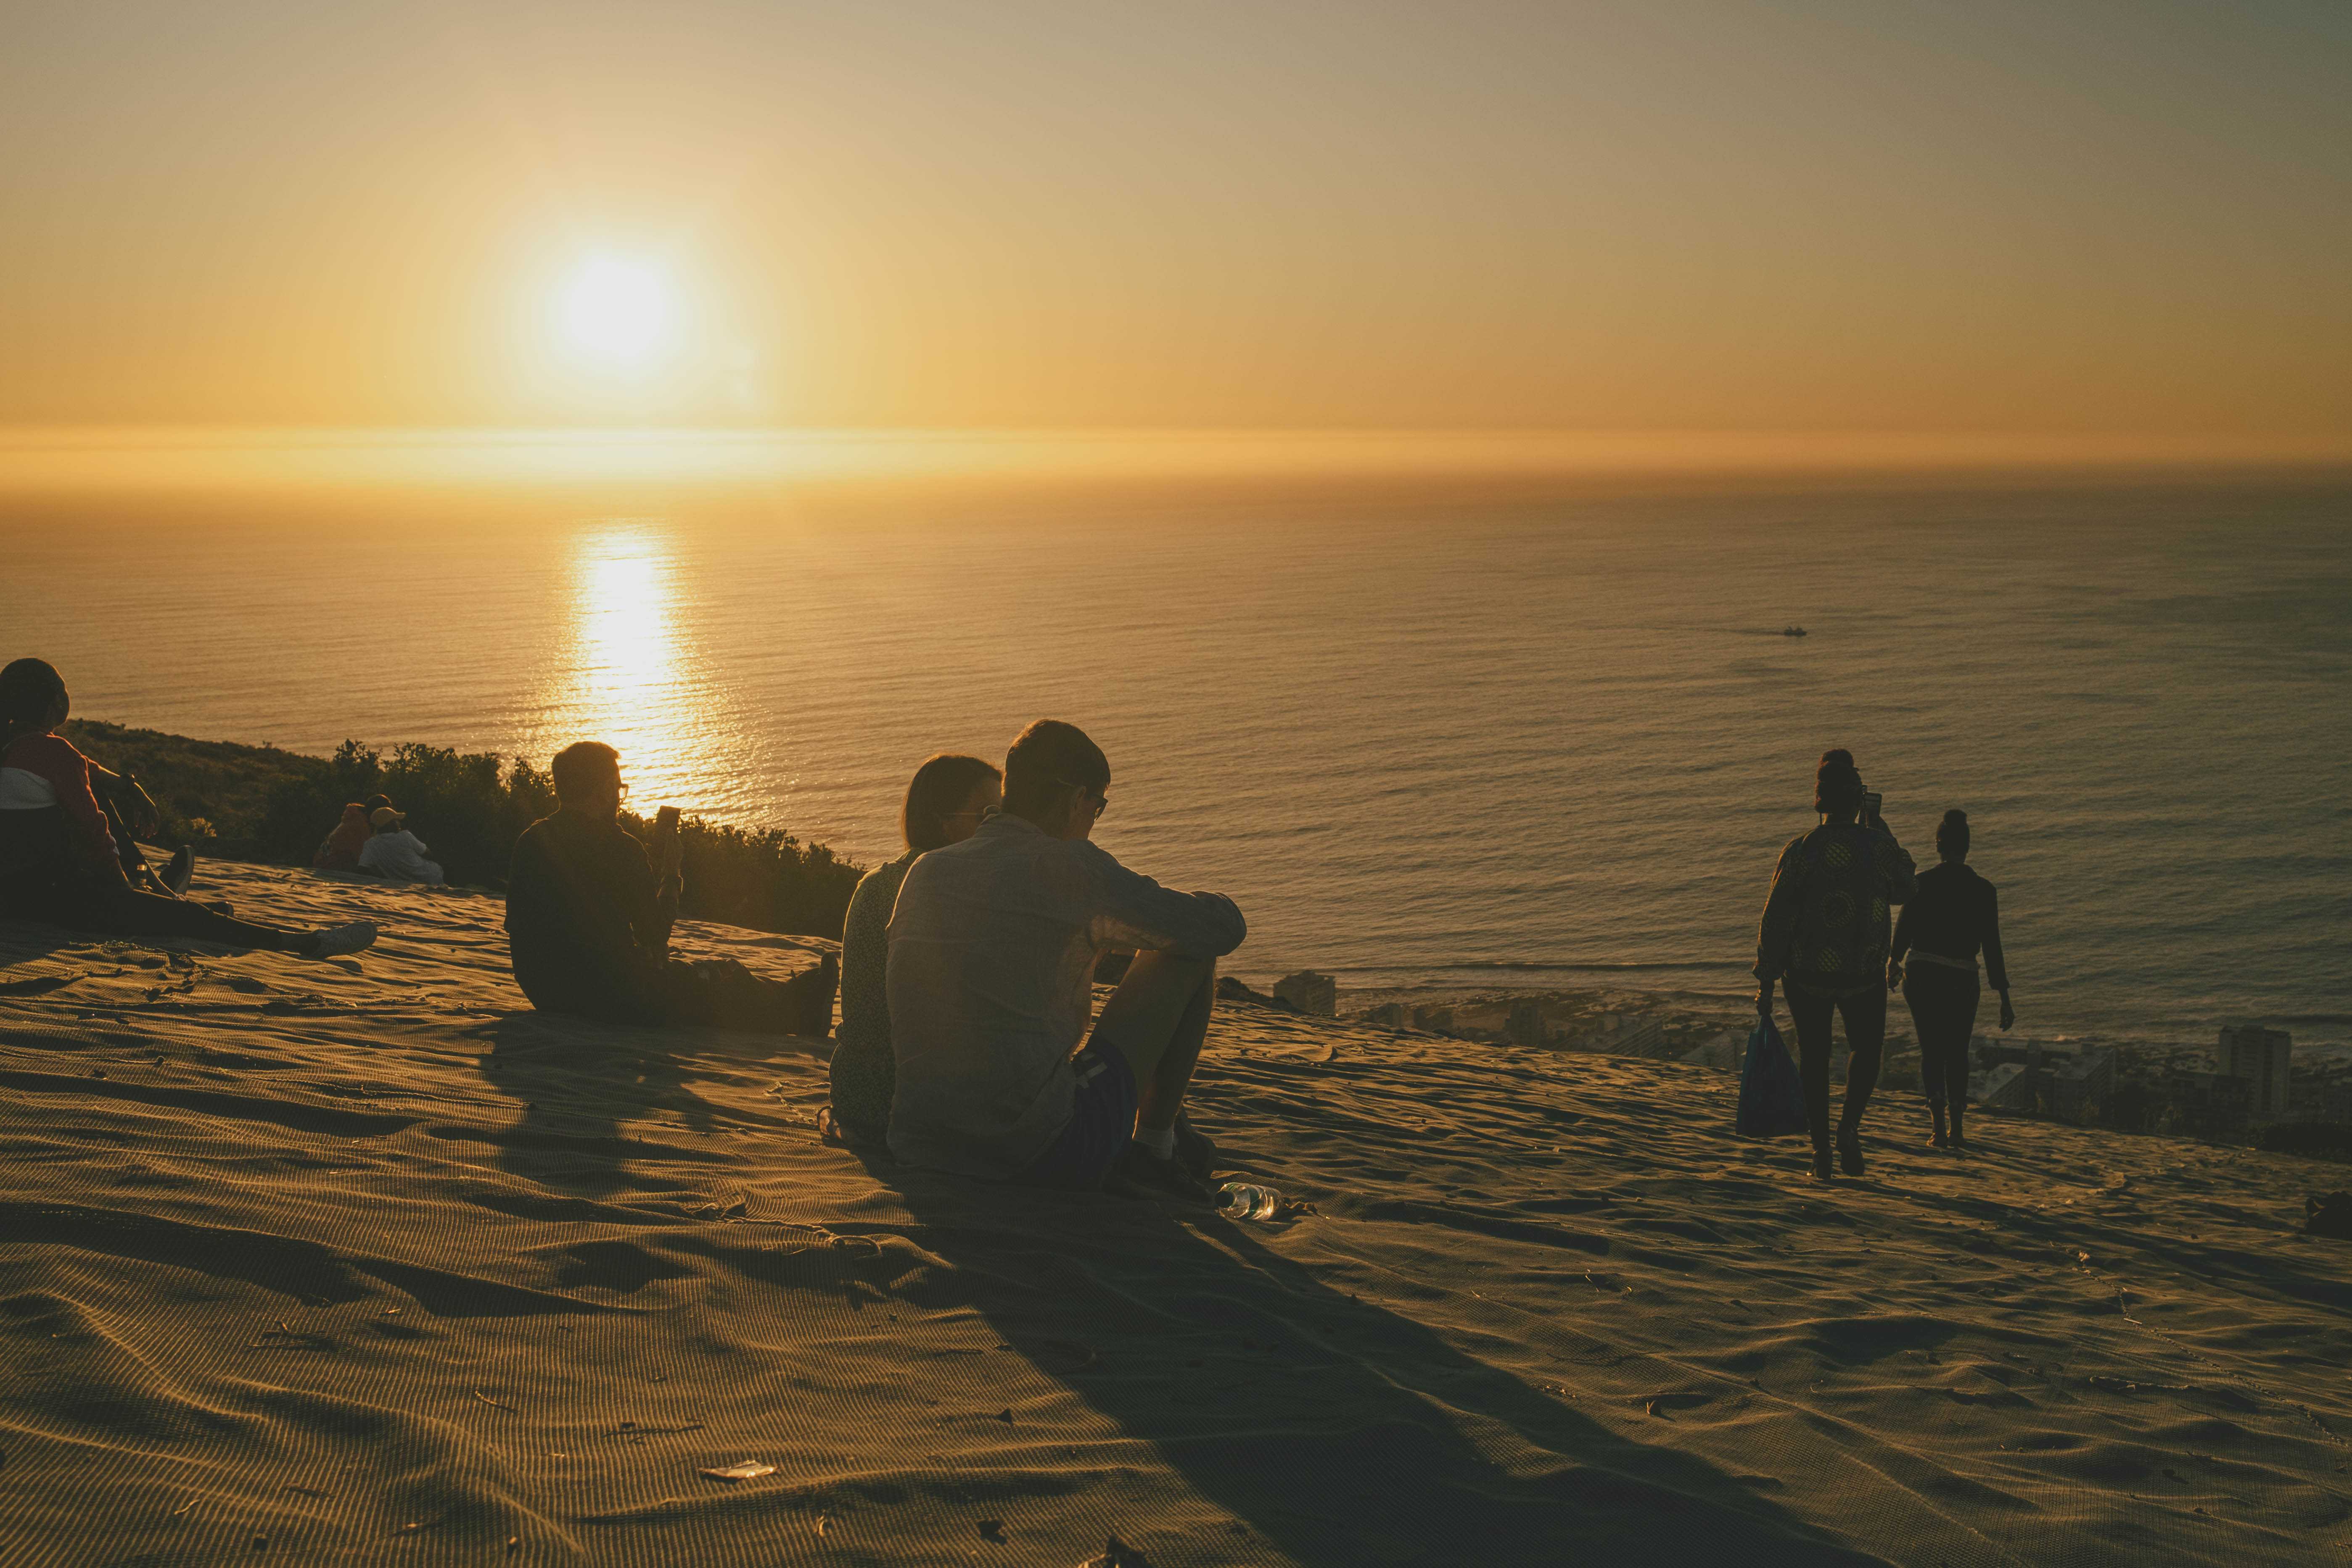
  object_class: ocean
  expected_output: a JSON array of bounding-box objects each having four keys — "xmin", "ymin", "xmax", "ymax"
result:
[{"xmin": 6, "ymin": 441, "xmax": 2347, "ymax": 1053}]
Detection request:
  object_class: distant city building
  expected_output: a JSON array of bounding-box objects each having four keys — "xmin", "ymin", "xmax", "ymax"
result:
[
  {"xmin": 1568, "ymin": 1012, "xmax": 1664, "ymax": 1055},
  {"xmin": 1361, "ymin": 1002, "xmax": 1411, "ymax": 1030},
  {"xmin": 2217, "ymin": 1024, "xmax": 2292, "ymax": 1118},
  {"xmin": 1973, "ymin": 1061, "xmax": 2033, "ymax": 1110},
  {"xmin": 2183, "ymin": 1071, "xmax": 2255, "ymax": 1134},
  {"xmin": 1681, "ymin": 1029, "xmax": 1746, "ymax": 1072},
  {"xmin": 1273, "ymin": 970, "xmax": 1337, "ymax": 1016},
  {"xmin": 2048, "ymin": 1049, "xmax": 2116, "ymax": 1118}
]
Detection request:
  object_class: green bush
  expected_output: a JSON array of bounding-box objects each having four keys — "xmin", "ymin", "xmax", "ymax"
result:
[
  {"xmin": 63, "ymin": 719, "xmax": 328, "ymax": 859},
  {"xmin": 256, "ymin": 740, "xmax": 560, "ymax": 890},
  {"xmin": 70, "ymin": 722, "xmax": 863, "ymax": 941},
  {"xmin": 2253, "ymin": 1121, "xmax": 2352, "ymax": 1163}
]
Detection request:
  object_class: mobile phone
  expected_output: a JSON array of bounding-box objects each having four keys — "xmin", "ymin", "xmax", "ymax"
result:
[
  {"xmin": 1860, "ymin": 791, "xmax": 1882, "ymax": 821},
  {"xmin": 655, "ymin": 806, "xmax": 681, "ymax": 832}
]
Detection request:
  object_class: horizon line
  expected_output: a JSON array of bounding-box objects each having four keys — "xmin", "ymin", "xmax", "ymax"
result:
[{"xmin": 5, "ymin": 423, "xmax": 2350, "ymax": 497}]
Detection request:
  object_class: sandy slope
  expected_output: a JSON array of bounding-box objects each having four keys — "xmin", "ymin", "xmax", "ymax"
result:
[{"xmin": 2, "ymin": 861, "xmax": 2348, "ymax": 1567}]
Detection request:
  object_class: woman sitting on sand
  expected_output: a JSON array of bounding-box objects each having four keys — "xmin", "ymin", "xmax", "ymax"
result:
[
  {"xmin": 317, "ymin": 804, "xmax": 376, "ymax": 879},
  {"xmin": 1889, "ymin": 809, "xmax": 2011, "ymax": 1151},
  {"xmin": 1752, "ymin": 748, "xmax": 1918, "ymax": 1179},
  {"xmin": 825, "ymin": 753, "xmax": 1002, "ymax": 1146},
  {"xmin": 314, "ymin": 803, "xmax": 372, "ymax": 870},
  {"xmin": 0, "ymin": 658, "xmax": 377, "ymax": 959}
]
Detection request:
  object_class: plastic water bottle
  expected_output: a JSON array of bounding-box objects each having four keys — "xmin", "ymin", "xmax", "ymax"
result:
[{"xmin": 1217, "ymin": 1182, "xmax": 1280, "ymax": 1221}]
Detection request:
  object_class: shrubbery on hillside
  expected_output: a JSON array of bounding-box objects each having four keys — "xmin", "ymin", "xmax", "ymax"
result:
[
  {"xmin": 253, "ymin": 741, "xmax": 560, "ymax": 889},
  {"xmin": 61, "ymin": 723, "xmax": 863, "ymax": 941},
  {"xmin": 2253, "ymin": 1120, "xmax": 2352, "ymax": 1163}
]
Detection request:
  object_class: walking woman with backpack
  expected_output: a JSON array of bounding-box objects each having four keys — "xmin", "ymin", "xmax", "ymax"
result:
[{"xmin": 1752, "ymin": 748, "xmax": 1918, "ymax": 1179}]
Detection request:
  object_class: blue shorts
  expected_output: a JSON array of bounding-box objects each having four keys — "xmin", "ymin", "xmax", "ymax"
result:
[{"xmin": 1020, "ymin": 1043, "xmax": 1138, "ymax": 1190}]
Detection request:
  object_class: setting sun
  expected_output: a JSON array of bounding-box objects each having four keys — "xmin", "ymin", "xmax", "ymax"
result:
[{"xmin": 555, "ymin": 254, "xmax": 677, "ymax": 369}]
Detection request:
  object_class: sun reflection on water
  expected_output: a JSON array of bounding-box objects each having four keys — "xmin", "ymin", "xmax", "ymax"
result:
[{"xmin": 558, "ymin": 523, "xmax": 700, "ymax": 807}]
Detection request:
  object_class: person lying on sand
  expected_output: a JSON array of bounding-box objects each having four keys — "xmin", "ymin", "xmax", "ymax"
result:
[
  {"xmin": 504, "ymin": 741, "xmax": 835, "ymax": 1036},
  {"xmin": 826, "ymin": 752, "xmax": 1002, "ymax": 1147},
  {"xmin": 885, "ymin": 719, "xmax": 1244, "ymax": 1200},
  {"xmin": 357, "ymin": 806, "xmax": 444, "ymax": 885},
  {"xmin": 0, "ymin": 658, "xmax": 378, "ymax": 958}
]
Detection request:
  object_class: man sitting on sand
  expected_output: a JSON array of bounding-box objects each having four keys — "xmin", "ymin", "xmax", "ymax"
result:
[
  {"xmin": 357, "ymin": 806, "xmax": 444, "ymax": 885},
  {"xmin": 505, "ymin": 742, "xmax": 835, "ymax": 1035},
  {"xmin": 885, "ymin": 719, "xmax": 1245, "ymax": 1198}
]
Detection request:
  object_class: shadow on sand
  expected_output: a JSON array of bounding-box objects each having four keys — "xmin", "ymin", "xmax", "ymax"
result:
[
  {"xmin": 854, "ymin": 1151, "xmax": 1878, "ymax": 1565},
  {"xmin": 462, "ymin": 1009, "xmax": 1871, "ymax": 1563},
  {"xmin": 473, "ymin": 1011, "xmax": 831, "ymax": 1202}
]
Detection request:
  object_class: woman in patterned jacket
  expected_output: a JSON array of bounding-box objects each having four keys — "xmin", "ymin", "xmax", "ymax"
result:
[{"xmin": 1752, "ymin": 748, "xmax": 1917, "ymax": 1179}]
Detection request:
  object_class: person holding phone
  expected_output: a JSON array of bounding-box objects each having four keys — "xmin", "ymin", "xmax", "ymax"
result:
[
  {"xmin": 1888, "ymin": 809, "xmax": 2011, "ymax": 1150},
  {"xmin": 504, "ymin": 742, "xmax": 834, "ymax": 1035},
  {"xmin": 1751, "ymin": 748, "xmax": 1917, "ymax": 1179}
]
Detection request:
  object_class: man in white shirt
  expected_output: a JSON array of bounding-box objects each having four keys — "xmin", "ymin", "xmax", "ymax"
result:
[
  {"xmin": 886, "ymin": 720, "xmax": 1245, "ymax": 1198},
  {"xmin": 357, "ymin": 807, "xmax": 445, "ymax": 885}
]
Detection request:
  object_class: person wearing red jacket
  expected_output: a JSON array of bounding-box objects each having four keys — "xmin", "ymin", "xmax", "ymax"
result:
[{"xmin": 0, "ymin": 658, "xmax": 376, "ymax": 959}]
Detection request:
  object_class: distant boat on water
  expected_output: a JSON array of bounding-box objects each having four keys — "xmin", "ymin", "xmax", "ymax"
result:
[{"xmin": 1781, "ymin": 625, "xmax": 1808, "ymax": 637}]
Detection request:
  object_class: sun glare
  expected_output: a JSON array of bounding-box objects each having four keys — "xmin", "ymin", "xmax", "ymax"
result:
[{"xmin": 556, "ymin": 255, "xmax": 676, "ymax": 367}]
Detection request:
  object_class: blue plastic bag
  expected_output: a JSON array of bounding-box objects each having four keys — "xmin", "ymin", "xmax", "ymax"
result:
[{"xmin": 1735, "ymin": 1012, "xmax": 1808, "ymax": 1137}]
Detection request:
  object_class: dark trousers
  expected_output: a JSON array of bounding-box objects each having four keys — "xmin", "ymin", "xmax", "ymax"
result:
[
  {"xmin": 31, "ymin": 872, "xmax": 303, "ymax": 952},
  {"xmin": 526, "ymin": 953, "xmax": 837, "ymax": 1038},
  {"xmin": 826, "ymin": 1035, "xmax": 894, "ymax": 1146},
  {"xmin": 1902, "ymin": 965, "xmax": 1979, "ymax": 1111},
  {"xmin": 659, "ymin": 955, "xmax": 837, "ymax": 1037},
  {"xmin": 1784, "ymin": 982, "xmax": 1887, "ymax": 1146}
]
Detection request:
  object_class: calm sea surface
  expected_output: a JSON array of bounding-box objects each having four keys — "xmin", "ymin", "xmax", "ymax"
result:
[{"xmin": 7, "ymin": 458, "xmax": 2348, "ymax": 1052}]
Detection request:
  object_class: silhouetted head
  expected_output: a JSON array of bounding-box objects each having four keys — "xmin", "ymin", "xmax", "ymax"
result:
[
  {"xmin": 901, "ymin": 754, "xmax": 1002, "ymax": 853},
  {"xmin": 0, "ymin": 658, "xmax": 69, "ymax": 751},
  {"xmin": 1936, "ymin": 808, "xmax": 1970, "ymax": 861},
  {"xmin": 551, "ymin": 741, "xmax": 625, "ymax": 822},
  {"xmin": 1814, "ymin": 748, "xmax": 1864, "ymax": 820},
  {"xmin": 1002, "ymin": 720, "xmax": 1109, "ymax": 842},
  {"xmin": 370, "ymin": 806, "xmax": 406, "ymax": 834},
  {"xmin": 340, "ymin": 802, "xmax": 370, "ymax": 825},
  {"xmin": 362, "ymin": 793, "xmax": 394, "ymax": 814}
]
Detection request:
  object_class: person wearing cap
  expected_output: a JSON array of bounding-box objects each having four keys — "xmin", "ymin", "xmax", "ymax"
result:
[{"xmin": 357, "ymin": 806, "xmax": 444, "ymax": 885}]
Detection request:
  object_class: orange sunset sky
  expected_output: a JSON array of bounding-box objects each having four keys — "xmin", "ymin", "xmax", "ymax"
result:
[{"xmin": 4, "ymin": 1, "xmax": 2349, "ymax": 444}]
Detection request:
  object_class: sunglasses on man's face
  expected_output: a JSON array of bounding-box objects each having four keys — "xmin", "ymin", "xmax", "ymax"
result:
[{"xmin": 1053, "ymin": 778, "xmax": 1108, "ymax": 818}]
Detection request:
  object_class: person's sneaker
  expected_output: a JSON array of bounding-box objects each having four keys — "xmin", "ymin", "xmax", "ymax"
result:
[
  {"xmin": 307, "ymin": 921, "xmax": 378, "ymax": 958},
  {"xmin": 163, "ymin": 845, "xmax": 195, "ymax": 894},
  {"xmin": 1110, "ymin": 1142, "xmax": 1218, "ymax": 1204},
  {"xmin": 1809, "ymin": 1145, "xmax": 1835, "ymax": 1181},
  {"xmin": 1172, "ymin": 1113, "xmax": 1218, "ymax": 1182},
  {"xmin": 1837, "ymin": 1126, "xmax": 1865, "ymax": 1177}
]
